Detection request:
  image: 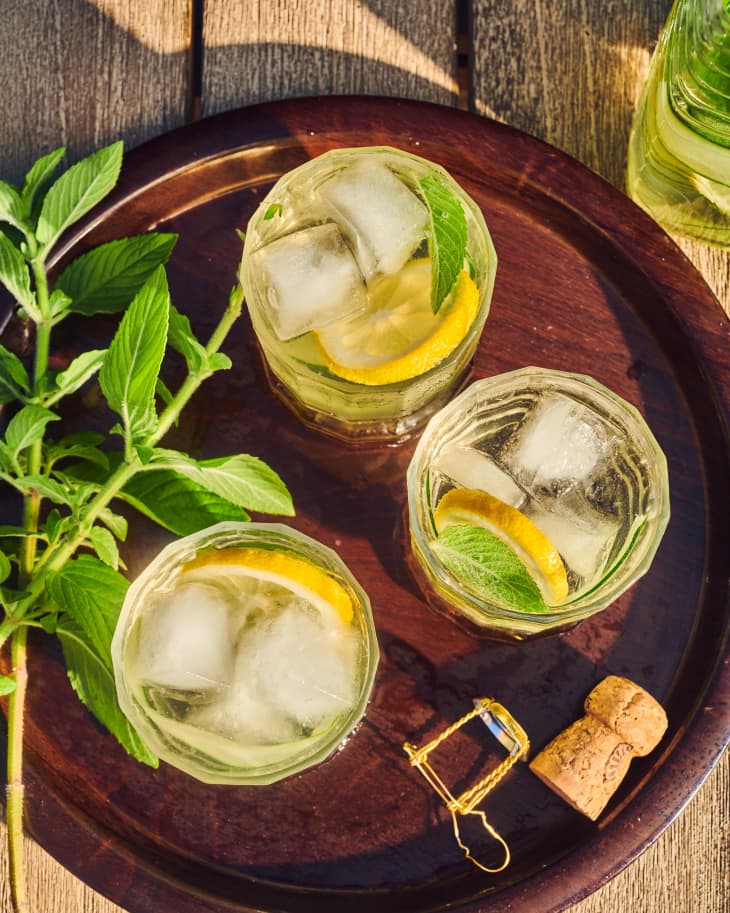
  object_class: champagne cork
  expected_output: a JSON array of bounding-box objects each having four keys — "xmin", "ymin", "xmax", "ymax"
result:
[{"xmin": 529, "ymin": 675, "xmax": 668, "ymax": 820}]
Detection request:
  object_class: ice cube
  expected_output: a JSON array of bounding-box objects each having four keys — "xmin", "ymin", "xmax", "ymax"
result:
[
  {"xmin": 135, "ymin": 583, "xmax": 234, "ymax": 691},
  {"xmin": 505, "ymin": 394, "xmax": 615, "ymax": 491},
  {"xmin": 525, "ymin": 501, "xmax": 620, "ymax": 582},
  {"xmin": 435, "ymin": 444, "xmax": 526, "ymax": 507},
  {"xmin": 250, "ymin": 223, "xmax": 366, "ymax": 340},
  {"xmin": 320, "ymin": 157, "xmax": 428, "ymax": 279},
  {"xmin": 187, "ymin": 670, "xmax": 297, "ymax": 745},
  {"xmin": 238, "ymin": 601, "xmax": 358, "ymax": 729}
]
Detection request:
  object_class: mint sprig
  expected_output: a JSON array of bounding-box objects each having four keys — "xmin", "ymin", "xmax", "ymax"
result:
[
  {"xmin": 419, "ymin": 174, "xmax": 468, "ymax": 314},
  {"xmin": 0, "ymin": 142, "xmax": 294, "ymax": 913},
  {"xmin": 433, "ymin": 524, "xmax": 549, "ymax": 614}
]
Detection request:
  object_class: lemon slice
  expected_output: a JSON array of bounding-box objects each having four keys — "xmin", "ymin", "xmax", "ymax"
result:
[
  {"xmin": 434, "ymin": 488, "xmax": 569, "ymax": 605},
  {"xmin": 181, "ymin": 546, "xmax": 354, "ymax": 625},
  {"xmin": 316, "ymin": 259, "xmax": 479, "ymax": 386}
]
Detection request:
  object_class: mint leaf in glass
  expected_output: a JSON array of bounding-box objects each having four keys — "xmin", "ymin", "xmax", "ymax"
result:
[
  {"xmin": 433, "ymin": 523, "xmax": 549, "ymax": 614},
  {"xmin": 419, "ymin": 174, "xmax": 467, "ymax": 314}
]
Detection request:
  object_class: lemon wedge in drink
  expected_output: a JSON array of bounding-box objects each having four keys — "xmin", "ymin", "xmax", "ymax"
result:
[
  {"xmin": 181, "ymin": 546, "xmax": 354, "ymax": 625},
  {"xmin": 434, "ymin": 488, "xmax": 569, "ymax": 605},
  {"xmin": 316, "ymin": 259, "xmax": 479, "ymax": 386}
]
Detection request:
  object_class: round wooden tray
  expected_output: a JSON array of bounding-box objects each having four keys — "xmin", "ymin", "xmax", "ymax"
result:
[{"xmin": 2, "ymin": 97, "xmax": 729, "ymax": 913}]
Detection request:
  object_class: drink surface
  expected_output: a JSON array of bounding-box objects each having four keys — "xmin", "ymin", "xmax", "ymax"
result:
[
  {"xmin": 241, "ymin": 146, "xmax": 496, "ymax": 439},
  {"xmin": 627, "ymin": 0, "xmax": 730, "ymax": 246},
  {"xmin": 112, "ymin": 524, "xmax": 378, "ymax": 784},
  {"xmin": 427, "ymin": 389, "xmax": 648, "ymax": 602}
]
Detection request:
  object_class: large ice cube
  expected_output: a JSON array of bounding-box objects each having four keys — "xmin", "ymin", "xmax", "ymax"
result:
[
  {"xmin": 505, "ymin": 394, "xmax": 615, "ymax": 491},
  {"xmin": 525, "ymin": 501, "xmax": 620, "ymax": 582},
  {"xmin": 238, "ymin": 601, "xmax": 358, "ymax": 729},
  {"xmin": 250, "ymin": 223, "xmax": 366, "ymax": 340},
  {"xmin": 435, "ymin": 444, "xmax": 525, "ymax": 507},
  {"xmin": 135, "ymin": 583, "xmax": 234, "ymax": 691},
  {"xmin": 187, "ymin": 669, "xmax": 297, "ymax": 745},
  {"xmin": 320, "ymin": 158, "xmax": 428, "ymax": 279}
]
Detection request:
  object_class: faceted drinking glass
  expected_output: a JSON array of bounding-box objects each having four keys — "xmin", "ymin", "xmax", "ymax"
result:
[
  {"xmin": 407, "ymin": 368, "xmax": 670, "ymax": 639},
  {"xmin": 240, "ymin": 146, "xmax": 497, "ymax": 442},
  {"xmin": 112, "ymin": 522, "xmax": 379, "ymax": 784}
]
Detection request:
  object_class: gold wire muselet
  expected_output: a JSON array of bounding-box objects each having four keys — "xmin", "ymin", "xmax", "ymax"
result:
[{"xmin": 403, "ymin": 698, "xmax": 530, "ymax": 873}]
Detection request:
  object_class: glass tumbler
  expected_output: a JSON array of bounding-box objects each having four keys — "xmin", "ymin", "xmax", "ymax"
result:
[
  {"xmin": 406, "ymin": 369, "xmax": 670, "ymax": 639},
  {"xmin": 112, "ymin": 522, "xmax": 379, "ymax": 784},
  {"xmin": 240, "ymin": 146, "xmax": 497, "ymax": 443}
]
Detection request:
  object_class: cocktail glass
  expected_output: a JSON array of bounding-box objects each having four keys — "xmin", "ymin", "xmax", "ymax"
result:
[
  {"xmin": 240, "ymin": 146, "xmax": 497, "ymax": 443},
  {"xmin": 407, "ymin": 368, "xmax": 670, "ymax": 639},
  {"xmin": 111, "ymin": 522, "xmax": 379, "ymax": 784}
]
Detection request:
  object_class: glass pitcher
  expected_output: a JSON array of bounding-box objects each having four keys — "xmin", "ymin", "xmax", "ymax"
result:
[{"xmin": 627, "ymin": 0, "xmax": 730, "ymax": 247}]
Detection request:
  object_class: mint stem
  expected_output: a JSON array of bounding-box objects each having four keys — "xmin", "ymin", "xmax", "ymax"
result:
[{"xmin": 6, "ymin": 626, "xmax": 29, "ymax": 913}]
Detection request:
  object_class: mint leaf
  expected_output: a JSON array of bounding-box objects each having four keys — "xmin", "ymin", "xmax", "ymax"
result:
[
  {"xmin": 12, "ymin": 474, "xmax": 70, "ymax": 505},
  {"xmin": 48, "ymin": 288, "xmax": 73, "ymax": 323},
  {"xmin": 47, "ymin": 554, "xmax": 126, "ymax": 669},
  {"xmin": 433, "ymin": 524, "xmax": 549, "ymax": 614},
  {"xmin": 59, "ymin": 233, "xmax": 177, "ymax": 316},
  {"xmin": 21, "ymin": 147, "xmax": 66, "ymax": 217},
  {"xmin": 4, "ymin": 405, "xmax": 60, "ymax": 458},
  {"xmin": 48, "ymin": 349, "xmax": 107, "ymax": 403},
  {"xmin": 99, "ymin": 265, "xmax": 170, "ymax": 441},
  {"xmin": 97, "ymin": 508, "xmax": 128, "ymax": 542},
  {"xmin": 168, "ymin": 304, "xmax": 207, "ymax": 373},
  {"xmin": 88, "ymin": 526, "xmax": 119, "ymax": 569},
  {"xmin": 150, "ymin": 451, "xmax": 294, "ymax": 516},
  {"xmin": 57, "ymin": 617, "xmax": 157, "ymax": 766},
  {"xmin": 0, "ymin": 550, "xmax": 11, "ymax": 585},
  {"xmin": 0, "ymin": 231, "xmax": 37, "ymax": 317},
  {"xmin": 419, "ymin": 174, "xmax": 467, "ymax": 314},
  {"xmin": 36, "ymin": 142, "xmax": 123, "ymax": 256},
  {"xmin": 120, "ymin": 467, "xmax": 247, "ymax": 535},
  {"xmin": 46, "ymin": 432, "xmax": 109, "ymax": 472},
  {"xmin": 49, "ymin": 555, "xmax": 158, "ymax": 764},
  {"xmin": 0, "ymin": 344, "xmax": 31, "ymax": 404},
  {"xmin": 0, "ymin": 675, "xmax": 16, "ymax": 696},
  {"xmin": 0, "ymin": 525, "xmax": 35, "ymax": 538},
  {"xmin": 0, "ymin": 181, "xmax": 28, "ymax": 233}
]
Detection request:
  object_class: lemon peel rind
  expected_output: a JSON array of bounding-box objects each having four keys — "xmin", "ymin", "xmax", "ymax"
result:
[
  {"xmin": 319, "ymin": 269, "xmax": 480, "ymax": 386},
  {"xmin": 181, "ymin": 546, "xmax": 355, "ymax": 625},
  {"xmin": 434, "ymin": 488, "xmax": 569, "ymax": 606}
]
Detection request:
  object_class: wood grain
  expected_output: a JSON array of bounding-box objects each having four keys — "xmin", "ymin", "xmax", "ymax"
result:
[
  {"xmin": 200, "ymin": 0, "xmax": 458, "ymax": 115},
  {"xmin": 0, "ymin": 0, "xmax": 191, "ymax": 186}
]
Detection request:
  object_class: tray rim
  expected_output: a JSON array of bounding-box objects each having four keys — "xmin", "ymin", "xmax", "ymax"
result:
[{"xmin": 3, "ymin": 94, "xmax": 730, "ymax": 913}]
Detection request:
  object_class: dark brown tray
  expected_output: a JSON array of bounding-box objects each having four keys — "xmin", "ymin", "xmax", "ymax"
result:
[{"xmin": 2, "ymin": 97, "xmax": 729, "ymax": 913}]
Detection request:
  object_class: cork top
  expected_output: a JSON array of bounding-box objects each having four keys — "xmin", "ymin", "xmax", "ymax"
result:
[{"xmin": 585, "ymin": 675, "xmax": 668, "ymax": 755}]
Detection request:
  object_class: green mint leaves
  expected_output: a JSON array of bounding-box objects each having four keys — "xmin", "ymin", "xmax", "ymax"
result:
[
  {"xmin": 0, "ymin": 140, "xmax": 295, "ymax": 787},
  {"xmin": 433, "ymin": 524, "xmax": 550, "ymax": 614},
  {"xmin": 419, "ymin": 174, "xmax": 468, "ymax": 314},
  {"xmin": 99, "ymin": 265, "xmax": 171, "ymax": 446},
  {"xmin": 57, "ymin": 232, "xmax": 177, "ymax": 315},
  {"xmin": 35, "ymin": 141, "xmax": 123, "ymax": 256}
]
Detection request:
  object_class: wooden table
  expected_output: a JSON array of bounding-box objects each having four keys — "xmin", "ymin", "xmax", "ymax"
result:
[{"xmin": 0, "ymin": 2, "xmax": 728, "ymax": 912}]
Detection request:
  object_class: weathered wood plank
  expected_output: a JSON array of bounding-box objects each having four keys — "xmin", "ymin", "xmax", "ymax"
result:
[
  {"xmin": 201, "ymin": 0, "xmax": 458, "ymax": 116},
  {"xmin": 471, "ymin": 0, "xmax": 671, "ymax": 189},
  {"xmin": 0, "ymin": 0, "xmax": 192, "ymax": 185}
]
